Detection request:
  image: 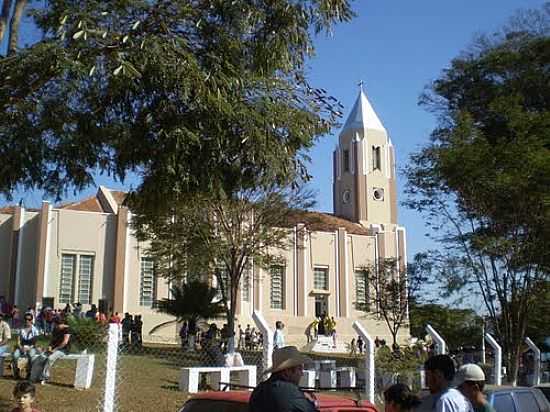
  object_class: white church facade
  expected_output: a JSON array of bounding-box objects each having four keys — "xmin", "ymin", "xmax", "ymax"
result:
[{"xmin": 0, "ymin": 87, "xmax": 408, "ymax": 347}]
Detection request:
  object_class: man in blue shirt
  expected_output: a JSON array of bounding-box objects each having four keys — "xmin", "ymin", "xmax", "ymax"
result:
[{"xmin": 418, "ymin": 354, "xmax": 473, "ymax": 412}]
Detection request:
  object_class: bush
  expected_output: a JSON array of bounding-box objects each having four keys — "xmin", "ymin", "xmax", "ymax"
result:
[{"xmin": 66, "ymin": 316, "xmax": 107, "ymax": 352}]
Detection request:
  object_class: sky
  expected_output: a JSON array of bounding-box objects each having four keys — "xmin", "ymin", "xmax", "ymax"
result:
[{"xmin": 1, "ymin": 0, "xmax": 547, "ymax": 265}]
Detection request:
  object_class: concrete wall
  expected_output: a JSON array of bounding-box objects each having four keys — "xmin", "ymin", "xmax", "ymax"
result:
[
  {"xmin": 17, "ymin": 212, "xmax": 40, "ymax": 309},
  {"xmin": 0, "ymin": 213, "xmax": 13, "ymax": 298},
  {"xmin": 46, "ymin": 209, "xmax": 117, "ymax": 311}
]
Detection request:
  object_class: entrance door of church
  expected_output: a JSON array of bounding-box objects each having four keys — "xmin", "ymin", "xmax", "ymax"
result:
[{"xmin": 314, "ymin": 295, "xmax": 328, "ymax": 318}]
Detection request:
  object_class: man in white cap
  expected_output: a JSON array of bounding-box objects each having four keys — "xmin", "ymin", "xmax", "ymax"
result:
[
  {"xmin": 456, "ymin": 364, "xmax": 495, "ymax": 412},
  {"xmin": 250, "ymin": 346, "xmax": 316, "ymax": 412}
]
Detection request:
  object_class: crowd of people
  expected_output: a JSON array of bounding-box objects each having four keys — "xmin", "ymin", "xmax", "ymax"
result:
[
  {"xmin": 249, "ymin": 348, "xmax": 495, "ymax": 412},
  {"xmin": 305, "ymin": 312, "xmax": 338, "ymax": 345},
  {"xmin": 0, "ymin": 296, "xmax": 147, "ymax": 387}
]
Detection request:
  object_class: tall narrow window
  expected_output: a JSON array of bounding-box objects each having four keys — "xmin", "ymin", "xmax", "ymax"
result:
[
  {"xmin": 343, "ymin": 150, "xmax": 350, "ymax": 172},
  {"xmin": 59, "ymin": 254, "xmax": 76, "ymax": 304},
  {"xmin": 372, "ymin": 146, "xmax": 381, "ymax": 170},
  {"xmin": 270, "ymin": 265, "xmax": 285, "ymax": 309},
  {"xmin": 355, "ymin": 270, "xmax": 369, "ymax": 311},
  {"xmin": 215, "ymin": 265, "xmax": 230, "ymax": 301},
  {"xmin": 140, "ymin": 257, "xmax": 155, "ymax": 307},
  {"xmin": 242, "ymin": 264, "xmax": 251, "ymax": 302},
  {"xmin": 78, "ymin": 255, "xmax": 94, "ymax": 304},
  {"xmin": 313, "ymin": 267, "xmax": 329, "ymax": 290}
]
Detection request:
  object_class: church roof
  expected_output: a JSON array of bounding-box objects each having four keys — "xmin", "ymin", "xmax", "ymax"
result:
[
  {"xmin": 341, "ymin": 88, "xmax": 386, "ymax": 134},
  {"xmin": 286, "ymin": 210, "xmax": 371, "ymax": 236}
]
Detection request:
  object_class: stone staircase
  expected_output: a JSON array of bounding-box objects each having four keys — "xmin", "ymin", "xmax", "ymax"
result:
[{"xmin": 303, "ymin": 335, "xmax": 349, "ymax": 354}]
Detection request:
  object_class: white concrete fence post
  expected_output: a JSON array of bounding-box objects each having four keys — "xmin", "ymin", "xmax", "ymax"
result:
[
  {"xmin": 426, "ymin": 324, "xmax": 446, "ymax": 355},
  {"xmin": 353, "ymin": 321, "xmax": 375, "ymax": 404},
  {"xmin": 485, "ymin": 333, "xmax": 502, "ymax": 386},
  {"xmin": 253, "ymin": 311, "xmax": 273, "ymax": 378},
  {"xmin": 103, "ymin": 323, "xmax": 120, "ymax": 412},
  {"xmin": 525, "ymin": 337, "xmax": 541, "ymax": 386}
]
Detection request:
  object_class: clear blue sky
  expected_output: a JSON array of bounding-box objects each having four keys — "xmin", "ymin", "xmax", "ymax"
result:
[{"xmin": 2, "ymin": 0, "xmax": 546, "ymax": 264}]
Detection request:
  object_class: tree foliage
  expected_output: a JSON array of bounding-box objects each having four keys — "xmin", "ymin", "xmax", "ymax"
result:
[
  {"xmin": 152, "ymin": 280, "xmax": 226, "ymax": 334},
  {"xmin": 356, "ymin": 254, "xmax": 429, "ymax": 347},
  {"xmin": 0, "ymin": 0, "xmax": 354, "ymax": 201},
  {"xmin": 409, "ymin": 302, "xmax": 483, "ymax": 351},
  {"xmin": 404, "ymin": 4, "xmax": 550, "ymax": 384}
]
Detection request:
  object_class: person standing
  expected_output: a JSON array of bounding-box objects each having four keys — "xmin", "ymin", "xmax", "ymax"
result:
[
  {"xmin": 349, "ymin": 338, "xmax": 357, "ymax": 356},
  {"xmin": 250, "ymin": 346, "xmax": 316, "ymax": 412},
  {"xmin": 417, "ymin": 354, "xmax": 473, "ymax": 412},
  {"xmin": 0, "ymin": 312, "xmax": 12, "ymax": 355},
  {"xmin": 357, "ymin": 336, "xmax": 364, "ymax": 355},
  {"xmin": 12, "ymin": 314, "xmax": 40, "ymax": 379},
  {"xmin": 456, "ymin": 364, "xmax": 496, "ymax": 412},
  {"xmin": 273, "ymin": 321, "xmax": 285, "ymax": 349}
]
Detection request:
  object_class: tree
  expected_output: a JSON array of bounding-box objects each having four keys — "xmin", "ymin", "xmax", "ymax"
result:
[
  {"xmin": 0, "ymin": 0, "xmax": 27, "ymax": 55},
  {"xmin": 409, "ymin": 302, "xmax": 483, "ymax": 351},
  {"xmin": 404, "ymin": 4, "xmax": 550, "ymax": 384},
  {"xmin": 0, "ymin": 0, "xmax": 353, "ymax": 202},
  {"xmin": 132, "ymin": 184, "xmax": 314, "ymax": 353},
  {"xmin": 355, "ymin": 254, "xmax": 428, "ymax": 348},
  {"xmin": 151, "ymin": 280, "xmax": 226, "ymax": 335}
]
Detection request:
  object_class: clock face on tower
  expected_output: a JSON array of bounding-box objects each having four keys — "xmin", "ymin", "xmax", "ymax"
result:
[{"xmin": 342, "ymin": 190, "xmax": 351, "ymax": 204}]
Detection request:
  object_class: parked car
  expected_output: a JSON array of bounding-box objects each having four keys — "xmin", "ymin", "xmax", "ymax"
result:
[
  {"xmin": 535, "ymin": 384, "xmax": 550, "ymax": 403},
  {"xmin": 486, "ymin": 386, "xmax": 550, "ymax": 412},
  {"xmin": 178, "ymin": 390, "xmax": 378, "ymax": 412}
]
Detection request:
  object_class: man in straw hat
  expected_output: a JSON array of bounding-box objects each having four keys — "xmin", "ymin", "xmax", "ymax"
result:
[{"xmin": 250, "ymin": 346, "xmax": 317, "ymax": 412}]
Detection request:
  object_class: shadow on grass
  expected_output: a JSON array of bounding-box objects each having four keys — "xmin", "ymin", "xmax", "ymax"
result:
[{"xmin": 47, "ymin": 381, "xmax": 74, "ymax": 389}]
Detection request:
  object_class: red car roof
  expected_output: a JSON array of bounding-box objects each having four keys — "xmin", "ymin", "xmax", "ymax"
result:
[{"xmin": 189, "ymin": 390, "xmax": 378, "ymax": 410}]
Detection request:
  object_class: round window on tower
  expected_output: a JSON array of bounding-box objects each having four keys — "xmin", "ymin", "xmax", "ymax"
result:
[
  {"xmin": 342, "ymin": 190, "xmax": 351, "ymax": 204},
  {"xmin": 373, "ymin": 188, "xmax": 385, "ymax": 201}
]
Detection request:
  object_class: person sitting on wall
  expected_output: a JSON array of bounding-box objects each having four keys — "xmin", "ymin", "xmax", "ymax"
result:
[
  {"xmin": 0, "ymin": 312, "xmax": 12, "ymax": 356},
  {"xmin": 12, "ymin": 313, "xmax": 40, "ymax": 379},
  {"xmin": 30, "ymin": 317, "xmax": 71, "ymax": 384}
]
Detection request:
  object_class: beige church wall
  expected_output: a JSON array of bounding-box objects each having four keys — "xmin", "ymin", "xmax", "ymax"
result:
[
  {"xmin": 0, "ymin": 213, "xmax": 13, "ymax": 298},
  {"xmin": 17, "ymin": 212, "xmax": 40, "ymax": 309},
  {"xmin": 46, "ymin": 209, "xmax": 116, "ymax": 311},
  {"xmin": 308, "ymin": 231, "xmax": 337, "ymax": 317},
  {"xmin": 260, "ymin": 232, "xmax": 296, "ymax": 317},
  {"xmin": 123, "ymin": 234, "xmax": 177, "ymax": 342}
]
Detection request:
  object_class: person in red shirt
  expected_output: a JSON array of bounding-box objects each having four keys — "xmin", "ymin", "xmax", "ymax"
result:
[
  {"xmin": 109, "ymin": 312, "xmax": 121, "ymax": 324},
  {"xmin": 11, "ymin": 381, "xmax": 41, "ymax": 412}
]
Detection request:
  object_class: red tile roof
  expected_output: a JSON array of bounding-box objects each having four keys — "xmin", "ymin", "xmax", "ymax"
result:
[
  {"xmin": 286, "ymin": 210, "xmax": 371, "ymax": 235},
  {"xmin": 57, "ymin": 196, "xmax": 105, "ymax": 213}
]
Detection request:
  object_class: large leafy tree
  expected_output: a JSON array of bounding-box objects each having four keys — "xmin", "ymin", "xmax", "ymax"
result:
[
  {"xmin": 405, "ymin": 4, "xmax": 550, "ymax": 384},
  {"xmin": 0, "ymin": 0, "xmax": 353, "ymax": 201},
  {"xmin": 355, "ymin": 254, "xmax": 429, "ymax": 348},
  {"xmin": 132, "ymin": 184, "xmax": 315, "ymax": 353}
]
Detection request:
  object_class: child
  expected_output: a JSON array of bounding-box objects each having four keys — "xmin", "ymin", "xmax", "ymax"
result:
[{"xmin": 11, "ymin": 381, "xmax": 40, "ymax": 412}]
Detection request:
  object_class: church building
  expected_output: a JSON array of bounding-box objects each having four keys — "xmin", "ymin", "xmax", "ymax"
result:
[{"xmin": 0, "ymin": 87, "xmax": 408, "ymax": 347}]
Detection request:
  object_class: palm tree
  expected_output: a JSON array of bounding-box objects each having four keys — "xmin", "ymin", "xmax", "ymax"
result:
[{"xmin": 149, "ymin": 280, "xmax": 226, "ymax": 334}]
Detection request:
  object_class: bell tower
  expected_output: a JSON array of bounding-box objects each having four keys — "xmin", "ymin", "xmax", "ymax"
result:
[{"xmin": 333, "ymin": 85, "xmax": 398, "ymax": 227}]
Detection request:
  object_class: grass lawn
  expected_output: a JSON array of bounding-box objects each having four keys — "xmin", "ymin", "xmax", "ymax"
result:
[
  {"xmin": 0, "ymin": 347, "xmax": 377, "ymax": 412},
  {"xmin": 0, "ymin": 352, "xmax": 190, "ymax": 412}
]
